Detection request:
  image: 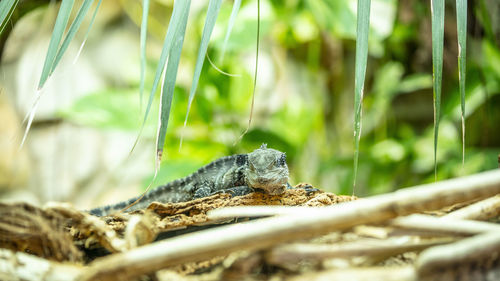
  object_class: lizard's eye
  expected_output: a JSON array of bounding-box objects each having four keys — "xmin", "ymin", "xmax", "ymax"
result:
[{"xmin": 278, "ymin": 154, "xmax": 286, "ymax": 166}]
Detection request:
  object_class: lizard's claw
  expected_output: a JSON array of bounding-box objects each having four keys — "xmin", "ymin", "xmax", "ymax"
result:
[{"xmin": 292, "ymin": 183, "xmax": 319, "ymax": 195}]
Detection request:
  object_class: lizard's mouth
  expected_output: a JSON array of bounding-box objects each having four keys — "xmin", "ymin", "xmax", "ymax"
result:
[{"xmin": 249, "ymin": 178, "xmax": 287, "ymax": 195}]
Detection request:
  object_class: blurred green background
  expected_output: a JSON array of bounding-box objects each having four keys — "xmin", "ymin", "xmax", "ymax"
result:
[{"xmin": 1, "ymin": 0, "xmax": 499, "ymax": 203}]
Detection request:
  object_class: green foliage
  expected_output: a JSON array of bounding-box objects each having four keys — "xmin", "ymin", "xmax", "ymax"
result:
[
  {"xmin": 353, "ymin": 0, "xmax": 371, "ymax": 191},
  {"xmin": 139, "ymin": 0, "xmax": 150, "ymax": 110},
  {"xmin": 157, "ymin": 0, "xmax": 190, "ymax": 158},
  {"xmin": 0, "ymin": 0, "xmax": 18, "ymax": 35},
  {"xmin": 53, "ymin": 0, "xmax": 500, "ymax": 195},
  {"xmin": 184, "ymin": 0, "xmax": 223, "ymax": 132},
  {"xmin": 456, "ymin": 0, "xmax": 467, "ymax": 165},
  {"xmin": 430, "ymin": 0, "xmax": 444, "ymax": 180}
]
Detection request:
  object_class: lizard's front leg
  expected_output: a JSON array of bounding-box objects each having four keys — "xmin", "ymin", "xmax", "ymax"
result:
[
  {"xmin": 214, "ymin": 186, "xmax": 255, "ymax": 197},
  {"xmin": 193, "ymin": 181, "xmax": 213, "ymax": 199}
]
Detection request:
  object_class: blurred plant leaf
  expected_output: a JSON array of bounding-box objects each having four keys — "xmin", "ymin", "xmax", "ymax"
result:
[
  {"xmin": 456, "ymin": 0, "xmax": 467, "ymax": 165},
  {"xmin": 183, "ymin": 0, "xmax": 222, "ymax": 139},
  {"xmin": 363, "ymin": 62, "xmax": 403, "ymax": 134},
  {"xmin": 157, "ymin": 0, "xmax": 190, "ymax": 159},
  {"xmin": 38, "ymin": 0, "xmax": 75, "ymax": 89},
  {"xmin": 59, "ymin": 89, "xmax": 153, "ymax": 131},
  {"xmin": 483, "ymin": 40, "xmax": 500, "ymax": 79},
  {"xmin": 74, "ymin": 0, "xmax": 102, "ymax": 64},
  {"xmin": 430, "ymin": 0, "xmax": 444, "ymax": 180},
  {"xmin": 139, "ymin": 0, "xmax": 150, "ymax": 111},
  {"xmin": 139, "ymin": 0, "xmax": 191, "ymax": 148},
  {"xmin": 220, "ymin": 0, "xmax": 241, "ymax": 62},
  {"xmin": 398, "ymin": 73, "xmax": 433, "ymax": 93},
  {"xmin": 52, "ymin": 0, "xmax": 96, "ymax": 74},
  {"xmin": 21, "ymin": 0, "xmax": 75, "ymax": 147},
  {"xmin": 0, "ymin": 0, "xmax": 18, "ymax": 35},
  {"xmin": 353, "ymin": 0, "xmax": 371, "ymax": 192}
]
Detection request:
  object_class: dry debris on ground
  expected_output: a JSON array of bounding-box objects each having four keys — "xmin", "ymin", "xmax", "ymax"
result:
[{"xmin": 1, "ymin": 171, "xmax": 500, "ymax": 281}]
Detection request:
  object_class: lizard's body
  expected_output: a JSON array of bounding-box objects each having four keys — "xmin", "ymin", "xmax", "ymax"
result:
[{"xmin": 89, "ymin": 144, "xmax": 289, "ymax": 216}]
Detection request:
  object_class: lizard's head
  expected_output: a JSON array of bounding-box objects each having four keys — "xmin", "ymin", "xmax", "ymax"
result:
[{"xmin": 245, "ymin": 144, "xmax": 289, "ymax": 195}]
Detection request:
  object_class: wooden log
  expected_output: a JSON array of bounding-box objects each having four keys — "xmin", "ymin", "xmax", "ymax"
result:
[
  {"xmin": 79, "ymin": 169, "xmax": 500, "ymax": 281},
  {"xmin": 0, "ymin": 248, "xmax": 81, "ymax": 281}
]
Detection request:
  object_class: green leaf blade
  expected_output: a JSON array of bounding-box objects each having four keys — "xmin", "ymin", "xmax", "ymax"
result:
[
  {"xmin": 353, "ymin": 0, "xmax": 371, "ymax": 192},
  {"xmin": 183, "ymin": 0, "xmax": 222, "ymax": 128},
  {"xmin": 73, "ymin": 0, "xmax": 102, "ymax": 64},
  {"xmin": 51, "ymin": 0, "xmax": 95, "ymax": 75},
  {"xmin": 157, "ymin": 0, "xmax": 191, "ymax": 158},
  {"xmin": 142, "ymin": 0, "xmax": 190, "ymax": 128},
  {"xmin": 456, "ymin": 0, "xmax": 467, "ymax": 165},
  {"xmin": 0, "ymin": 0, "xmax": 18, "ymax": 35},
  {"xmin": 220, "ymin": 0, "xmax": 241, "ymax": 62},
  {"xmin": 38, "ymin": 0, "xmax": 75, "ymax": 90},
  {"xmin": 431, "ymin": 0, "xmax": 445, "ymax": 180},
  {"xmin": 139, "ymin": 0, "xmax": 150, "ymax": 111}
]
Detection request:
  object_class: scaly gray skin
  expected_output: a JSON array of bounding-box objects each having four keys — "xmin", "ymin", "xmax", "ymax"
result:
[{"xmin": 89, "ymin": 144, "xmax": 289, "ymax": 216}]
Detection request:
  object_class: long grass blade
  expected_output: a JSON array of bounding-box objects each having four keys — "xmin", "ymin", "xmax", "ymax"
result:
[
  {"xmin": 51, "ymin": 0, "xmax": 95, "ymax": 75},
  {"xmin": 456, "ymin": 0, "xmax": 467, "ymax": 166},
  {"xmin": 431, "ymin": 0, "xmax": 445, "ymax": 180},
  {"xmin": 234, "ymin": 0, "xmax": 260, "ymax": 145},
  {"xmin": 156, "ymin": 0, "xmax": 190, "ymax": 159},
  {"xmin": 130, "ymin": 0, "xmax": 191, "ymax": 154},
  {"xmin": 0, "ymin": 0, "xmax": 18, "ymax": 35},
  {"xmin": 139, "ymin": 0, "xmax": 150, "ymax": 112},
  {"xmin": 38, "ymin": 0, "xmax": 75, "ymax": 90},
  {"xmin": 156, "ymin": 10, "xmax": 189, "ymax": 160},
  {"xmin": 220, "ymin": 0, "xmax": 241, "ymax": 63},
  {"xmin": 21, "ymin": 1, "xmax": 75, "ymax": 147},
  {"xmin": 73, "ymin": 0, "xmax": 102, "ymax": 64},
  {"xmin": 353, "ymin": 0, "xmax": 371, "ymax": 193},
  {"xmin": 182, "ymin": 0, "xmax": 222, "ymax": 138},
  {"xmin": 142, "ymin": 1, "xmax": 188, "ymax": 130}
]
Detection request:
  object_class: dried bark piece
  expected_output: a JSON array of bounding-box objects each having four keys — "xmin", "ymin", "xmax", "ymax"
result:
[
  {"xmin": 0, "ymin": 248, "xmax": 82, "ymax": 281},
  {"xmin": 417, "ymin": 231, "xmax": 500, "ymax": 281},
  {"xmin": 0, "ymin": 202, "xmax": 82, "ymax": 262},
  {"xmin": 148, "ymin": 187, "xmax": 351, "ymax": 232}
]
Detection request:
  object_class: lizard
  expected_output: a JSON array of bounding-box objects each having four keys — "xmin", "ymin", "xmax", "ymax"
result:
[{"xmin": 89, "ymin": 144, "xmax": 290, "ymax": 216}]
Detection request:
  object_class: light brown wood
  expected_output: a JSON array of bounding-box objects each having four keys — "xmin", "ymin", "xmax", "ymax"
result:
[
  {"xmin": 443, "ymin": 194, "xmax": 500, "ymax": 220},
  {"xmin": 287, "ymin": 266, "xmax": 417, "ymax": 281},
  {"xmin": 416, "ymin": 231, "xmax": 500, "ymax": 280},
  {"xmin": 266, "ymin": 237, "xmax": 455, "ymax": 265},
  {"xmin": 0, "ymin": 249, "xmax": 82, "ymax": 281},
  {"xmin": 390, "ymin": 214, "xmax": 500, "ymax": 235},
  {"xmin": 79, "ymin": 169, "xmax": 500, "ymax": 281}
]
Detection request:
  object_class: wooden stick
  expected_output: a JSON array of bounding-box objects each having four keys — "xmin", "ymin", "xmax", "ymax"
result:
[
  {"xmin": 266, "ymin": 237, "xmax": 456, "ymax": 265},
  {"xmin": 389, "ymin": 214, "xmax": 500, "ymax": 235},
  {"xmin": 442, "ymin": 194, "xmax": 500, "ymax": 220},
  {"xmin": 0, "ymin": 248, "xmax": 81, "ymax": 281},
  {"xmin": 207, "ymin": 205, "xmax": 319, "ymax": 219},
  {"xmin": 416, "ymin": 231, "xmax": 500, "ymax": 278},
  {"xmin": 287, "ymin": 266, "xmax": 416, "ymax": 281},
  {"xmin": 80, "ymin": 169, "xmax": 500, "ymax": 281}
]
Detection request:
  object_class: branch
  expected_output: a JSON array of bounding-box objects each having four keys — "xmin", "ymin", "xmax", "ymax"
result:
[
  {"xmin": 0, "ymin": 248, "xmax": 81, "ymax": 281},
  {"xmin": 79, "ymin": 169, "xmax": 500, "ymax": 281}
]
